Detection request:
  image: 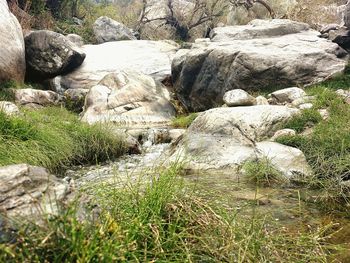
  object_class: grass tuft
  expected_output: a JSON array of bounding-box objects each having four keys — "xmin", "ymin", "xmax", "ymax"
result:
[
  {"xmin": 243, "ymin": 159, "xmax": 286, "ymax": 187},
  {"xmin": 0, "ymin": 107, "xmax": 126, "ymax": 174},
  {"xmin": 171, "ymin": 113, "xmax": 198, "ymax": 128}
]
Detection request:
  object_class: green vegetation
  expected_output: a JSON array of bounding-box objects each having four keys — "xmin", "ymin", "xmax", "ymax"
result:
[
  {"xmin": 0, "ymin": 107, "xmax": 126, "ymax": 173},
  {"xmin": 276, "ymin": 83, "xmax": 350, "ymax": 212},
  {"xmin": 243, "ymin": 159, "xmax": 286, "ymax": 186},
  {"xmin": 282, "ymin": 108, "xmax": 322, "ymax": 133},
  {"xmin": 171, "ymin": 113, "xmax": 198, "ymax": 128},
  {"xmin": 0, "ymin": 165, "xmax": 334, "ymax": 262}
]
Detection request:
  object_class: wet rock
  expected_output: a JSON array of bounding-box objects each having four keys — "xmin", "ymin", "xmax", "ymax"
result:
[
  {"xmin": 172, "ymin": 19, "xmax": 346, "ymax": 111},
  {"xmin": 93, "ymin": 16, "xmax": 136, "ymax": 43},
  {"xmin": 223, "ymin": 89, "xmax": 256, "ymax": 106},
  {"xmin": 14, "ymin": 88, "xmax": 61, "ymax": 108},
  {"xmin": 56, "ymin": 40, "xmax": 179, "ymax": 90},
  {"xmin": 0, "ymin": 164, "xmax": 70, "ymax": 218},
  {"xmin": 0, "ymin": 101, "xmax": 20, "ymax": 116},
  {"xmin": 0, "ymin": 0, "xmax": 26, "ymax": 83},
  {"xmin": 25, "ymin": 30, "xmax": 86, "ymax": 80},
  {"xmin": 81, "ymin": 71, "xmax": 176, "ymax": 128}
]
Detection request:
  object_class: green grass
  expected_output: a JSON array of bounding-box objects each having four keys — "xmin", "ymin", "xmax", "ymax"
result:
[
  {"xmin": 276, "ymin": 84, "xmax": 350, "ymax": 213},
  {"xmin": 0, "ymin": 165, "xmax": 334, "ymax": 262},
  {"xmin": 171, "ymin": 113, "xmax": 198, "ymax": 128},
  {"xmin": 282, "ymin": 108, "xmax": 323, "ymax": 133},
  {"xmin": 243, "ymin": 159, "xmax": 286, "ymax": 187},
  {"xmin": 0, "ymin": 107, "xmax": 126, "ymax": 174}
]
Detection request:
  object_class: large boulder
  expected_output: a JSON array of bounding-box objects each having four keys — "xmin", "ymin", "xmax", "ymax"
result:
[
  {"xmin": 0, "ymin": 0, "xmax": 25, "ymax": 83},
  {"xmin": 56, "ymin": 40, "xmax": 179, "ymax": 90},
  {"xmin": 93, "ymin": 16, "xmax": 136, "ymax": 43},
  {"xmin": 167, "ymin": 105, "xmax": 311, "ymax": 179},
  {"xmin": 25, "ymin": 30, "xmax": 86, "ymax": 80},
  {"xmin": 81, "ymin": 71, "xmax": 176, "ymax": 128},
  {"xmin": 0, "ymin": 164, "xmax": 70, "ymax": 218},
  {"xmin": 172, "ymin": 19, "xmax": 347, "ymax": 112}
]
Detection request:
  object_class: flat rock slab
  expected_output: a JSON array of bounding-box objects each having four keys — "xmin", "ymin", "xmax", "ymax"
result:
[
  {"xmin": 57, "ymin": 40, "xmax": 179, "ymax": 90},
  {"xmin": 172, "ymin": 19, "xmax": 347, "ymax": 112}
]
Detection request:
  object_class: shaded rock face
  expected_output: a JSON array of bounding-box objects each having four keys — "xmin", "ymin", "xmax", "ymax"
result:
[
  {"xmin": 14, "ymin": 88, "xmax": 61, "ymax": 108},
  {"xmin": 25, "ymin": 30, "xmax": 86, "ymax": 81},
  {"xmin": 93, "ymin": 16, "xmax": 136, "ymax": 43},
  {"xmin": 57, "ymin": 40, "xmax": 179, "ymax": 90},
  {"xmin": 172, "ymin": 19, "xmax": 347, "ymax": 112},
  {"xmin": 0, "ymin": 164, "xmax": 70, "ymax": 218},
  {"xmin": 0, "ymin": 0, "xmax": 26, "ymax": 83},
  {"xmin": 81, "ymin": 71, "xmax": 176, "ymax": 128},
  {"xmin": 167, "ymin": 105, "xmax": 311, "ymax": 179}
]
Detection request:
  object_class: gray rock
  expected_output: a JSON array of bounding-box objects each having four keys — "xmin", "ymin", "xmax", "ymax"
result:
[
  {"xmin": 167, "ymin": 105, "xmax": 302, "ymax": 175},
  {"xmin": 255, "ymin": 141, "xmax": 312, "ymax": 179},
  {"xmin": 223, "ymin": 89, "xmax": 256, "ymax": 106},
  {"xmin": 93, "ymin": 16, "xmax": 136, "ymax": 43},
  {"xmin": 344, "ymin": 1, "xmax": 350, "ymax": 28},
  {"xmin": 256, "ymin": 96, "xmax": 269, "ymax": 105},
  {"xmin": 271, "ymin": 129, "xmax": 296, "ymax": 141},
  {"xmin": 25, "ymin": 30, "xmax": 86, "ymax": 80},
  {"xmin": 0, "ymin": 0, "xmax": 25, "ymax": 83},
  {"xmin": 66, "ymin": 34, "xmax": 84, "ymax": 47},
  {"xmin": 81, "ymin": 71, "xmax": 176, "ymax": 128},
  {"xmin": 14, "ymin": 88, "xmax": 62, "ymax": 107},
  {"xmin": 172, "ymin": 19, "xmax": 347, "ymax": 111},
  {"xmin": 210, "ymin": 19, "xmax": 310, "ymax": 42},
  {"xmin": 270, "ymin": 87, "xmax": 306, "ymax": 103},
  {"xmin": 298, "ymin": 103, "xmax": 313, "ymax": 110},
  {"xmin": 0, "ymin": 101, "xmax": 20, "ymax": 116},
  {"xmin": 56, "ymin": 40, "xmax": 179, "ymax": 90},
  {"xmin": 0, "ymin": 164, "xmax": 70, "ymax": 218}
]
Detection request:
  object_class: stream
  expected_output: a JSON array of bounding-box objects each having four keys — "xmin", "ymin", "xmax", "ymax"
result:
[{"xmin": 66, "ymin": 139, "xmax": 350, "ymax": 261}]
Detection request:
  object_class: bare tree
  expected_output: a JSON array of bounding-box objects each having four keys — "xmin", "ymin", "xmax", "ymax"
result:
[
  {"xmin": 228, "ymin": 0, "xmax": 275, "ymax": 18},
  {"xmin": 138, "ymin": 0, "xmax": 275, "ymax": 41},
  {"xmin": 138, "ymin": 0, "xmax": 226, "ymax": 41}
]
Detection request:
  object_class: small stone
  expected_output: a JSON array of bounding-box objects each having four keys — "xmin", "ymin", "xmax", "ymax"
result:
[
  {"xmin": 0, "ymin": 101, "xmax": 20, "ymax": 116},
  {"xmin": 270, "ymin": 87, "xmax": 306, "ymax": 103},
  {"xmin": 271, "ymin": 129, "xmax": 296, "ymax": 141},
  {"xmin": 291, "ymin": 96, "xmax": 315, "ymax": 107},
  {"xmin": 318, "ymin": 109, "xmax": 329, "ymax": 120},
  {"xmin": 223, "ymin": 89, "xmax": 256, "ymax": 107},
  {"xmin": 256, "ymin": 95, "xmax": 269, "ymax": 105},
  {"xmin": 298, "ymin": 103, "xmax": 313, "ymax": 110}
]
